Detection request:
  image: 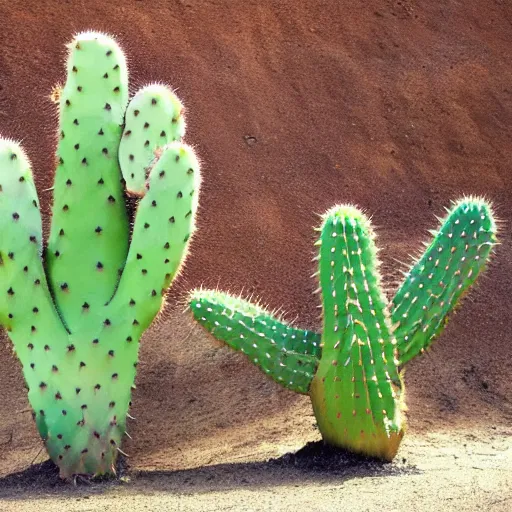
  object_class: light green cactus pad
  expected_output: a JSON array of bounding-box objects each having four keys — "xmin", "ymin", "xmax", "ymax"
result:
[
  {"xmin": 0, "ymin": 32, "xmax": 200, "ymax": 479},
  {"xmin": 47, "ymin": 32, "xmax": 130, "ymax": 332},
  {"xmin": 119, "ymin": 84, "xmax": 186, "ymax": 196}
]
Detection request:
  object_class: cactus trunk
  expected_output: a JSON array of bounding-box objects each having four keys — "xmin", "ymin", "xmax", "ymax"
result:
[{"xmin": 309, "ymin": 206, "xmax": 404, "ymax": 460}]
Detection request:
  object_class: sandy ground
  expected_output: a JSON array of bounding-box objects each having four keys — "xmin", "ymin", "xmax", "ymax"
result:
[
  {"xmin": 0, "ymin": 0, "xmax": 511, "ymax": 510},
  {"xmin": 0, "ymin": 427, "xmax": 511, "ymax": 511}
]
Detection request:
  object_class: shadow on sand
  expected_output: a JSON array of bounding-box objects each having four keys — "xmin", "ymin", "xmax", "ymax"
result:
[{"xmin": 0, "ymin": 441, "xmax": 420, "ymax": 500}]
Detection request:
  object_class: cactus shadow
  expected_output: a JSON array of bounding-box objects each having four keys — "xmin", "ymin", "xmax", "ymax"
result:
[
  {"xmin": 0, "ymin": 457, "xmax": 128, "ymax": 497},
  {"xmin": 134, "ymin": 441, "xmax": 420, "ymax": 494},
  {"xmin": 0, "ymin": 442, "xmax": 419, "ymax": 499}
]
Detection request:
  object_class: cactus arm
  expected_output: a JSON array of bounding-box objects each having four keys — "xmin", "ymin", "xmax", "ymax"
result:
[
  {"xmin": 46, "ymin": 32, "xmax": 130, "ymax": 330},
  {"xmin": 190, "ymin": 290, "xmax": 322, "ymax": 357},
  {"xmin": 107, "ymin": 142, "xmax": 200, "ymax": 332},
  {"xmin": 392, "ymin": 198, "xmax": 497, "ymax": 366},
  {"xmin": 190, "ymin": 289, "xmax": 320, "ymax": 394},
  {"xmin": 309, "ymin": 206, "xmax": 404, "ymax": 461},
  {"xmin": 0, "ymin": 140, "xmax": 67, "ymax": 338},
  {"xmin": 119, "ymin": 84, "xmax": 186, "ymax": 196},
  {"xmin": 0, "ymin": 139, "xmax": 72, "ymax": 445}
]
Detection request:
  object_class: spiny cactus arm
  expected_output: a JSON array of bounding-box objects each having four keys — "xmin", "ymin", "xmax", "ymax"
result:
[
  {"xmin": 191, "ymin": 289, "xmax": 322, "ymax": 357},
  {"xmin": 0, "ymin": 139, "xmax": 71, "ymax": 442},
  {"xmin": 309, "ymin": 206, "xmax": 404, "ymax": 461},
  {"xmin": 392, "ymin": 198, "xmax": 497, "ymax": 366},
  {"xmin": 107, "ymin": 142, "xmax": 200, "ymax": 332},
  {"xmin": 119, "ymin": 84, "xmax": 186, "ymax": 196},
  {"xmin": 190, "ymin": 289, "xmax": 320, "ymax": 394},
  {"xmin": 0, "ymin": 139, "xmax": 69, "ymax": 346},
  {"xmin": 46, "ymin": 32, "xmax": 130, "ymax": 330}
]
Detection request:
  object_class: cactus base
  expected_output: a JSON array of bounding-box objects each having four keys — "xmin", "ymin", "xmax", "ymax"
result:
[{"xmin": 310, "ymin": 376, "xmax": 404, "ymax": 461}]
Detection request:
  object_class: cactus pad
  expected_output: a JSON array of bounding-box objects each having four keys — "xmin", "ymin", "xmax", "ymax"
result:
[
  {"xmin": 47, "ymin": 32, "xmax": 130, "ymax": 331},
  {"xmin": 0, "ymin": 32, "xmax": 200, "ymax": 478},
  {"xmin": 190, "ymin": 290, "xmax": 320, "ymax": 394},
  {"xmin": 190, "ymin": 199, "xmax": 497, "ymax": 460},
  {"xmin": 392, "ymin": 198, "xmax": 497, "ymax": 365},
  {"xmin": 119, "ymin": 84, "xmax": 185, "ymax": 196}
]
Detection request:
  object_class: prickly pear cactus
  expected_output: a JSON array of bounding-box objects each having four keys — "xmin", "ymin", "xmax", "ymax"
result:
[
  {"xmin": 190, "ymin": 198, "xmax": 497, "ymax": 460},
  {"xmin": 0, "ymin": 32, "xmax": 200, "ymax": 478}
]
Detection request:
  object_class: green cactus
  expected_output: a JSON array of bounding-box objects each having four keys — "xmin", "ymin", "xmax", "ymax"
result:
[
  {"xmin": 119, "ymin": 84, "xmax": 186, "ymax": 196},
  {"xmin": 190, "ymin": 198, "xmax": 497, "ymax": 460},
  {"xmin": 0, "ymin": 31, "xmax": 200, "ymax": 478}
]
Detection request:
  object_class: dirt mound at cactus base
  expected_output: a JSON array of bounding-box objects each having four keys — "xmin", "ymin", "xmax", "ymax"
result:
[{"xmin": 1, "ymin": 0, "xmax": 512, "ymax": 510}]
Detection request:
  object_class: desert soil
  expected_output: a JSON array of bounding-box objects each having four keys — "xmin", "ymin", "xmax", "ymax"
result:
[{"xmin": 0, "ymin": 0, "xmax": 511, "ymax": 510}]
